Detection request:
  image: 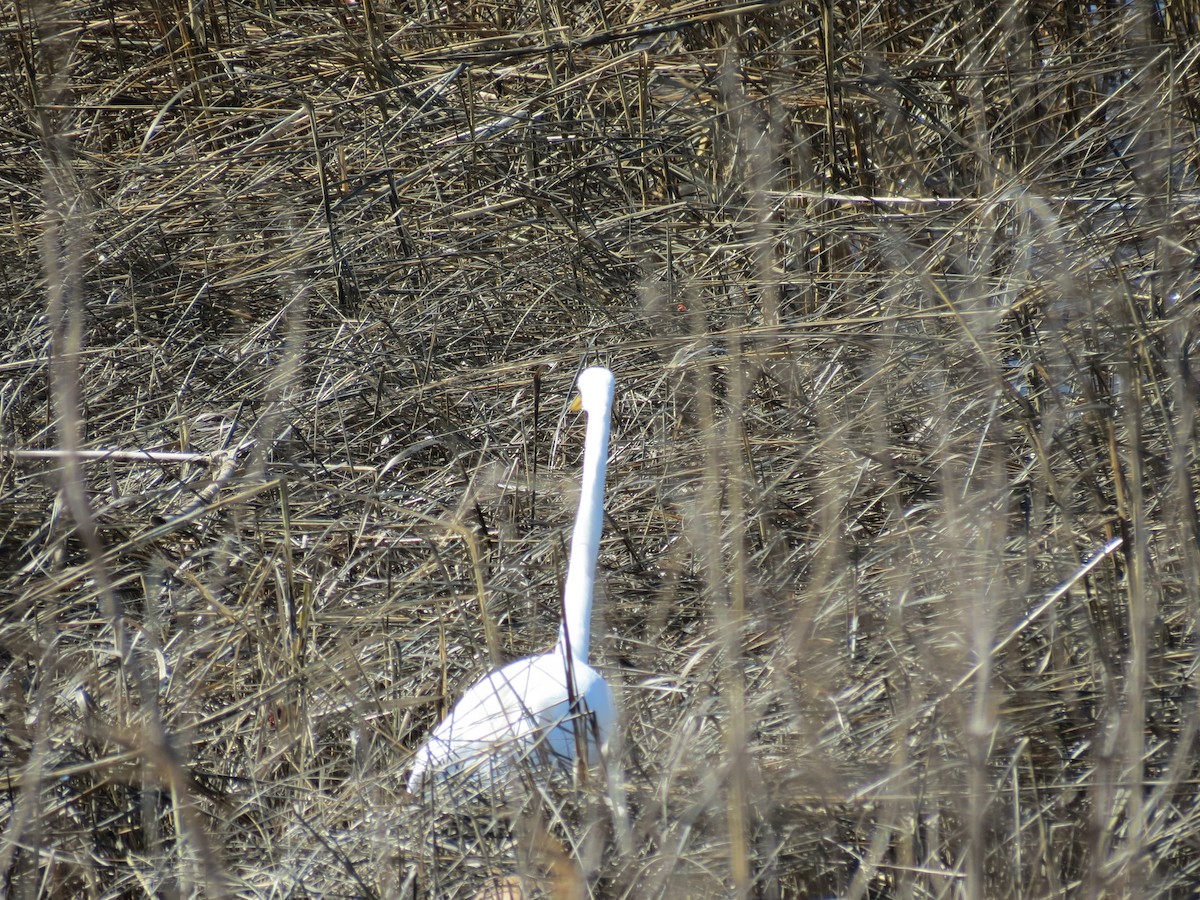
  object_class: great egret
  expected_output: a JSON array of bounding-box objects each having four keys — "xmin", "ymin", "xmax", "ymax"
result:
[{"xmin": 407, "ymin": 366, "xmax": 618, "ymax": 799}]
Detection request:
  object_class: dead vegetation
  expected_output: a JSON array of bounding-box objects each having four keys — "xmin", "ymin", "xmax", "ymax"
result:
[{"xmin": 2, "ymin": 0, "xmax": 1200, "ymax": 896}]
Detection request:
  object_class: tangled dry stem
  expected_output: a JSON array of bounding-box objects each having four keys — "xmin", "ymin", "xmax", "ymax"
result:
[{"xmin": 2, "ymin": 0, "xmax": 1200, "ymax": 897}]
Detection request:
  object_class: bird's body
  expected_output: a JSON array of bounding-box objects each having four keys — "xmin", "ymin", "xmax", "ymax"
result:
[
  {"xmin": 405, "ymin": 646, "xmax": 614, "ymax": 792},
  {"xmin": 407, "ymin": 366, "xmax": 618, "ymax": 799}
]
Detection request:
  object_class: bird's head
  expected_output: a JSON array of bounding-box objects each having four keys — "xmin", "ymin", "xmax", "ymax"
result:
[{"xmin": 569, "ymin": 366, "xmax": 616, "ymax": 416}]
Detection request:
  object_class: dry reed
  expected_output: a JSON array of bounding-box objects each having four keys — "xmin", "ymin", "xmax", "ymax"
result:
[{"xmin": 2, "ymin": 0, "xmax": 1200, "ymax": 896}]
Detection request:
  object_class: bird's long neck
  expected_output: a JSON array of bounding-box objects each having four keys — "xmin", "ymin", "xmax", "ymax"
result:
[{"xmin": 558, "ymin": 397, "xmax": 611, "ymax": 663}]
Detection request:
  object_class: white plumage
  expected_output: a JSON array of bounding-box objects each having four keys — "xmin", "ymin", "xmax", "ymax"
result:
[{"xmin": 407, "ymin": 366, "xmax": 618, "ymax": 798}]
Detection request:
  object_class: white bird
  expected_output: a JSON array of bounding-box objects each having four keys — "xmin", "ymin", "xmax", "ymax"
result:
[{"xmin": 407, "ymin": 366, "xmax": 619, "ymax": 799}]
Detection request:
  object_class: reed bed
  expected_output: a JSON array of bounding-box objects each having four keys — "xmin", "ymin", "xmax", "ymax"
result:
[{"xmin": 2, "ymin": 0, "xmax": 1200, "ymax": 896}]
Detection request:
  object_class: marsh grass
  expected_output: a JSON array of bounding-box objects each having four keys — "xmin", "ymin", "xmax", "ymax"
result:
[{"xmin": 3, "ymin": 0, "xmax": 1200, "ymax": 896}]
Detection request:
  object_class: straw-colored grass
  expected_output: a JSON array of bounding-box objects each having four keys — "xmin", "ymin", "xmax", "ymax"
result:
[{"xmin": 3, "ymin": 0, "xmax": 1200, "ymax": 896}]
